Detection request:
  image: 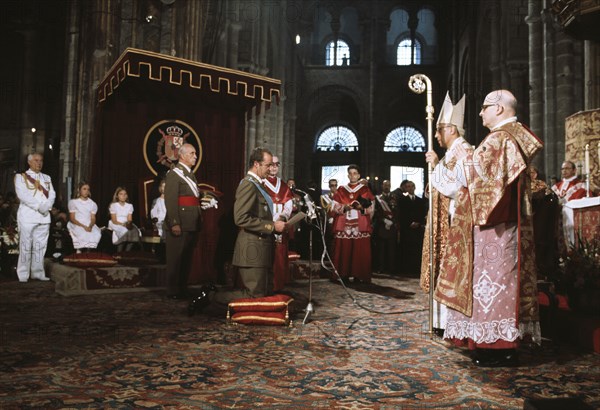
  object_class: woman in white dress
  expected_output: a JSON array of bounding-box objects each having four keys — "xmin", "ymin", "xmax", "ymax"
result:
[
  {"xmin": 150, "ymin": 180, "xmax": 166, "ymax": 238},
  {"xmin": 67, "ymin": 182, "xmax": 102, "ymax": 252},
  {"xmin": 107, "ymin": 186, "xmax": 141, "ymax": 251}
]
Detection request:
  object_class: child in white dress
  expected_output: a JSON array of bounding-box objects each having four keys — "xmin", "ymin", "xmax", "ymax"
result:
[
  {"xmin": 108, "ymin": 187, "xmax": 141, "ymax": 251},
  {"xmin": 150, "ymin": 180, "xmax": 166, "ymax": 238},
  {"xmin": 67, "ymin": 182, "xmax": 102, "ymax": 252}
]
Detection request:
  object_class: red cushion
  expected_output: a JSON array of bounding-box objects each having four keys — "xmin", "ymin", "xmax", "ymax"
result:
[
  {"xmin": 228, "ymin": 294, "xmax": 294, "ymax": 312},
  {"xmin": 63, "ymin": 252, "xmax": 117, "ymax": 268},
  {"xmin": 287, "ymin": 251, "xmax": 301, "ymax": 261},
  {"xmin": 113, "ymin": 251, "xmax": 159, "ymax": 266},
  {"xmin": 230, "ymin": 310, "xmax": 289, "ymax": 326}
]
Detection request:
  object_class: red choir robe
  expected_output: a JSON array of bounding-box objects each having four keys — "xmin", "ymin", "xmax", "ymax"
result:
[
  {"xmin": 331, "ymin": 182, "xmax": 375, "ymax": 282},
  {"xmin": 551, "ymin": 177, "xmax": 586, "ymax": 203},
  {"xmin": 552, "ymin": 177, "xmax": 589, "ymax": 249},
  {"xmin": 263, "ymin": 176, "xmax": 294, "ymax": 291}
]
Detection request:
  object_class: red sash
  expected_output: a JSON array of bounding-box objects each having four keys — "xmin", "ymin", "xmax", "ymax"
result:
[{"xmin": 178, "ymin": 196, "xmax": 199, "ymax": 206}]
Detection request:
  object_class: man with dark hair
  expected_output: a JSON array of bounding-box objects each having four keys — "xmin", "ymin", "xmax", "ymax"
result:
[
  {"xmin": 397, "ymin": 179, "xmax": 427, "ymax": 275},
  {"xmin": 373, "ymin": 180, "xmax": 398, "ymax": 274},
  {"xmin": 330, "ymin": 164, "xmax": 375, "ymax": 284},
  {"xmin": 263, "ymin": 155, "xmax": 294, "ymax": 291},
  {"xmin": 213, "ymin": 147, "xmax": 286, "ymax": 304}
]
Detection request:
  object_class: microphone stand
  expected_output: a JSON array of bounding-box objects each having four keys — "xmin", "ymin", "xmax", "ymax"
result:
[
  {"xmin": 302, "ymin": 222, "xmax": 314, "ymax": 325},
  {"xmin": 298, "ymin": 190, "xmax": 317, "ymax": 325}
]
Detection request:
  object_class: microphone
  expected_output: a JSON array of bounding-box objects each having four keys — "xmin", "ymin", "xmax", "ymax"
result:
[
  {"xmin": 304, "ymin": 193, "xmax": 317, "ymax": 220},
  {"xmin": 292, "ymin": 187, "xmax": 308, "ymax": 196},
  {"xmin": 293, "ymin": 188, "xmax": 317, "ymax": 219}
]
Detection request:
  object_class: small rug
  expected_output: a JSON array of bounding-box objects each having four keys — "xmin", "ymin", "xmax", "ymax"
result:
[{"xmin": 48, "ymin": 260, "xmax": 166, "ymax": 296}]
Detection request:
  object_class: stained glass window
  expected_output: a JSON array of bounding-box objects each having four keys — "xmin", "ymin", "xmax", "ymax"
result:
[
  {"xmin": 384, "ymin": 126, "xmax": 425, "ymax": 152},
  {"xmin": 316, "ymin": 126, "xmax": 359, "ymax": 152}
]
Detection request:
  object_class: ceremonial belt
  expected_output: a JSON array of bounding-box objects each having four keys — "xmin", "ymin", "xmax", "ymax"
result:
[
  {"xmin": 178, "ymin": 196, "xmax": 200, "ymax": 206},
  {"xmin": 23, "ymin": 173, "xmax": 49, "ymax": 198},
  {"xmin": 242, "ymin": 228, "xmax": 271, "ymax": 239}
]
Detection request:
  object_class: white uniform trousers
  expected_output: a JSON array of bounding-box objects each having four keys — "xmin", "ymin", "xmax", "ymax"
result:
[
  {"xmin": 433, "ymin": 299, "xmax": 448, "ymax": 330},
  {"xmin": 17, "ymin": 221, "xmax": 50, "ymax": 281}
]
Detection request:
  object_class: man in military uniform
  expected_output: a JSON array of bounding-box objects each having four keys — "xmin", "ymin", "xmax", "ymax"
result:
[
  {"xmin": 164, "ymin": 143, "xmax": 202, "ymax": 299},
  {"xmin": 14, "ymin": 152, "xmax": 56, "ymax": 282},
  {"xmin": 213, "ymin": 147, "xmax": 286, "ymax": 304}
]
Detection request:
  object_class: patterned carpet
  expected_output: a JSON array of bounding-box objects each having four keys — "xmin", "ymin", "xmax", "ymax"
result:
[{"xmin": 1, "ymin": 272, "xmax": 599, "ymax": 409}]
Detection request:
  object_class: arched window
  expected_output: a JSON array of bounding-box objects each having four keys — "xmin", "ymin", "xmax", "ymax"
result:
[
  {"xmin": 397, "ymin": 37, "xmax": 421, "ymax": 65},
  {"xmin": 316, "ymin": 126, "xmax": 359, "ymax": 152},
  {"xmin": 325, "ymin": 40, "xmax": 351, "ymax": 66},
  {"xmin": 384, "ymin": 126, "xmax": 426, "ymax": 152}
]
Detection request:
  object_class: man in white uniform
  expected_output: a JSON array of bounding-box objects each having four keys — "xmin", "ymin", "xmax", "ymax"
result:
[{"xmin": 14, "ymin": 153, "xmax": 56, "ymax": 282}]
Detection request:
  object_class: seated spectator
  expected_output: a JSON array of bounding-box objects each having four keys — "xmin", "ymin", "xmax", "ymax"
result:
[
  {"xmin": 150, "ymin": 179, "xmax": 166, "ymax": 238},
  {"xmin": 0, "ymin": 191, "xmax": 18, "ymax": 228},
  {"xmin": 67, "ymin": 182, "xmax": 102, "ymax": 252},
  {"xmin": 49, "ymin": 206, "xmax": 73, "ymax": 259},
  {"xmin": 107, "ymin": 186, "xmax": 141, "ymax": 252}
]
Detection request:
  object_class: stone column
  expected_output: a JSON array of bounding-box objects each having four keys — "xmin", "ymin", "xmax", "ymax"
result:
[
  {"xmin": 584, "ymin": 41, "xmax": 600, "ymax": 110},
  {"xmin": 159, "ymin": 3, "xmax": 174, "ymax": 56},
  {"xmin": 19, "ymin": 30, "xmax": 37, "ymax": 164},
  {"xmin": 542, "ymin": 4, "xmax": 559, "ymax": 178},
  {"xmin": 175, "ymin": 0, "xmax": 204, "ymax": 61},
  {"xmin": 60, "ymin": 0, "xmax": 81, "ymax": 188},
  {"xmin": 556, "ymin": 29, "xmax": 583, "ymax": 164},
  {"xmin": 228, "ymin": 22, "xmax": 242, "ymax": 68},
  {"xmin": 526, "ymin": 0, "xmax": 544, "ymax": 154},
  {"xmin": 489, "ymin": 1, "xmax": 502, "ymax": 87},
  {"xmin": 74, "ymin": 0, "xmax": 119, "ymax": 185}
]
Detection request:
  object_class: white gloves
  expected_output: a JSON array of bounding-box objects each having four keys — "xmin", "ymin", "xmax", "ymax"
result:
[
  {"xmin": 38, "ymin": 202, "xmax": 51, "ymax": 215},
  {"xmin": 201, "ymin": 198, "xmax": 218, "ymax": 210}
]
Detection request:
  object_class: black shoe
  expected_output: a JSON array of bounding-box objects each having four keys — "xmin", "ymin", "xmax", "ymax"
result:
[
  {"xmin": 200, "ymin": 283, "xmax": 217, "ymax": 293},
  {"xmin": 188, "ymin": 291, "xmax": 210, "ymax": 316},
  {"xmin": 472, "ymin": 348, "xmax": 519, "ymax": 367},
  {"xmin": 433, "ymin": 328, "xmax": 445, "ymax": 338},
  {"xmin": 330, "ymin": 277, "xmax": 349, "ymax": 285}
]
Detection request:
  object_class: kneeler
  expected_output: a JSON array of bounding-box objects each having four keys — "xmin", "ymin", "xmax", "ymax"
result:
[{"xmin": 227, "ymin": 294, "xmax": 294, "ymax": 326}]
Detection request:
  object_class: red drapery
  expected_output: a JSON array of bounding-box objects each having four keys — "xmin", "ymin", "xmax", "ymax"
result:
[{"xmin": 92, "ymin": 48, "xmax": 280, "ymax": 283}]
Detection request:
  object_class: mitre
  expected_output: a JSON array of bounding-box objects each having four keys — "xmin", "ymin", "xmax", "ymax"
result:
[{"xmin": 436, "ymin": 91, "xmax": 466, "ymax": 135}]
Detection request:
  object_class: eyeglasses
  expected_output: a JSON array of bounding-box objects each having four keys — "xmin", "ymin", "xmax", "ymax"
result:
[
  {"xmin": 436, "ymin": 125, "xmax": 451, "ymax": 133},
  {"xmin": 481, "ymin": 104, "xmax": 496, "ymax": 111},
  {"xmin": 270, "ymin": 162, "xmax": 280, "ymax": 167}
]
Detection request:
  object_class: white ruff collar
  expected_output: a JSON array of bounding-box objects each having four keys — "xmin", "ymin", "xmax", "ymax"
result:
[
  {"xmin": 343, "ymin": 184, "xmax": 363, "ymax": 194},
  {"xmin": 263, "ymin": 177, "xmax": 281, "ymax": 193}
]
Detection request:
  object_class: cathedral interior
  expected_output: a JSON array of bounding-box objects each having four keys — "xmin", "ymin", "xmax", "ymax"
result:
[
  {"xmin": 1, "ymin": 1, "xmax": 600, "ymax": 408},
  {"xmin": 1, "ymin": 0, "xmax": 598, "ymax": 199}
]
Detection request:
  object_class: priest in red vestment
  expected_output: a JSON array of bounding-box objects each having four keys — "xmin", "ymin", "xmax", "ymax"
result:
[
  {"xmin": 263, "ymin": 156, "xmax": 294, "ymax": 291},
  {"xmin": 551, "ymin": 160, "xmax": 587, "ymax": 248},
  {"xmin": 443, "ymin": 90, "xmax": 543, "ymax": 367},
  {"xmin": 331, "ymin": 164, "xmax": 375, "ymax": 284}
]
